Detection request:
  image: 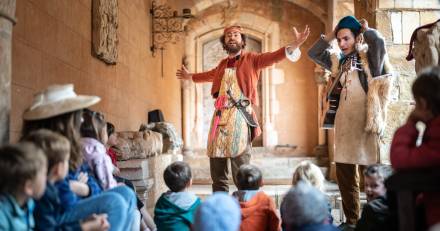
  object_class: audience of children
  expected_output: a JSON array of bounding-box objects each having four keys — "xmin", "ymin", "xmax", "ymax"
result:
[
  {"xmin": 193, "ymin": 192, "xmax": 241, "ymax": 231},
  {"xmin": 1, "ymin": 68, "xmax": 439, "ymax": 231},
  {"xmin": 80, "ymin": 109, "xmax": 118, "ymax": 190},
  {"xmin": 232, "ymin": 164, "xmax": 280, "ymax": 231},
  {"xmin": 390, "ymin": 66, "xmax": 440, "ymax": 228},
  {"xmin": 281, "ymin": 181, "xmax": 338, "ymax": 231},
  {"xmin": 0, "ymin": 143, "xmax": 47, "ymax": 230},
  {"xmin": 23, "ymin": 129, "xmax": 113, "ymax": 231},
  {"xmin": 154, "ymin": 161, "xmax": 201, "ymax": 231},
  {"xmin": 355, "ymin": 164, "xmax": 392, "ymax": 231}
]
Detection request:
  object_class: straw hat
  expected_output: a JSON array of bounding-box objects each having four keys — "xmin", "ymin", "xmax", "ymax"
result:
[{"xmin": 23, "ymin": 84, "xmax": 100, "ymax": 121}]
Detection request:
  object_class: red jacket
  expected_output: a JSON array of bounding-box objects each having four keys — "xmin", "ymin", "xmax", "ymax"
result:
[
  {"xmin": 192, "ymin": 47, "xmax": 287, "ymax": 106},
  {"xmin": 238, "ymin": 192, "xmax": 281, "ymax": 231},
  {"xmin": 390, "ymin": 116, "xmax": 440, "ymax": 226}
]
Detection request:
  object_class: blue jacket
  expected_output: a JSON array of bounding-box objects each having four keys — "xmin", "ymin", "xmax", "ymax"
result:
[
  {"xmin": 55, "ymin": 163, "xmax": 102, "ymax": 210},
  {"xmin": 295, "ymin": 223, "xmax": 339, "ymax": 231},
  {"xmin": 0, "ymin": 194, "xmax": 35, "ymax": 231},
  {"xmin": 34, "ymin": 183, "xmax": 81, "ymax": 231}
]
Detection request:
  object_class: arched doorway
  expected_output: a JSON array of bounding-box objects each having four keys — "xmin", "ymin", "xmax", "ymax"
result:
[{"xmin": 200, "ymin": 35, "xmax": 263, "ymax": 147}]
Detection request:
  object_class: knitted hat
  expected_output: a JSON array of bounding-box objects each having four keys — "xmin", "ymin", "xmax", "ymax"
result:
[
  {"xmin": 336, "ymin": 16, "xmax": 362, "ymax": 35},
  {"xmin": 193, "ymin": 192, "xmax": 241, "ymax": 231}
]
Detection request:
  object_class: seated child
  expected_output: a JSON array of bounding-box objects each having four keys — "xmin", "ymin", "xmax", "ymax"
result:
[
  {"xmin": 23, "ymin": 129, "xmax": 115, "ymax": 231},
  {"xmin": 355, "ymin": 164, "xmax": 392, "ymax": 231},
  {"xmin": 0, "ymin": 143, "xmax": 47, "ymax": 230},
  {"xmin": 154, "ymin": 161, "xmax": 201, "ymax": 231},
  {"xmin": 193, "ymin": 192, "xmax": 241, "ymax": 231},
  {"xmin": 390, "ymin": 66, "xmax": 440, "ymax": 227},
  {"xmin": 107, "ymin": 122, "xmax": 157, "ymax": 231},
  {"xmin": 232, "ymin": 164, "xmax": 280, "ymax": 231},
  {"xmin": 281, "ymin": 181, "xmax": 338, "ymax": 231},
  {"xmin": 292, "ymin": 161, "xmax": 333, "ymax": 224},
  {"xmin": 80, "ymin": 109, "xmax": 117, "ymax": 190}
]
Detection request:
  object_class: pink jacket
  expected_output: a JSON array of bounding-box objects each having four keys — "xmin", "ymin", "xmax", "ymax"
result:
[{"xmin": 81, "ymin": 137, "xmax": 117, "ymax": 190}]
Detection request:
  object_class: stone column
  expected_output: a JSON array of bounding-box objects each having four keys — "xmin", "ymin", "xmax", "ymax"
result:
[{"xmin": 0, "ymin": 0, "xmax": 16, "ymax": 145}]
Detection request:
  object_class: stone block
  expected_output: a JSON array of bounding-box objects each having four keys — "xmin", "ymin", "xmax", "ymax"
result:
[
  {"xmin": 394, "ymin": 0, "xmax": 412, "ymax": 8},
  {"xmin": 376, "ymin": 11, "xmax": 394, "ymax": 44},
  {"xmin": 390, "ymin": 12, "xmax": 402, "ymax": 44},
  {"xmin": 402, "ymin": 11, "xmax": 420, "ymax": 44},
  {"xmin": 414, "ymin": 0, "xmax": 440, "ymax": 9},
  {"xmin": 378, "ymin": 0, "xmax": 395, "ymax": 9},
  {"xmin": 92, "ymin": 0, "xmax": 118, "ymax": 64},
  {"xmin": 420, "ymin": 11, "xmax": 440, "ymax": 26},
  {"xmin": 114, "ymin": 130, "xmax": 163, "ymax": 160}
]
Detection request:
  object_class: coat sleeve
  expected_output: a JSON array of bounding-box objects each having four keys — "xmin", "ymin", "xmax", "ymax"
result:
[
  {"xmin": 192, "ymin": 66, "xmax": 218, "ymax": 83},
  {"xmin": 355, "ymin": 204, "xmax": 376, "ymax": 231},
  {"xmin": 55, "ymin": 175, "xmax": 80, "ymax": 210},
  {"xmin": 34, "ymin": 199, "xmax": 81, "ymax": 231},
  {"xmin": 80, "ymin": 163, "xmax": 103, "ymax": 196},
  {"xmin": 252, "ymin": 47, "xmax": 286, "ymax": 70},
  {"xmin": 92, "ymin": 157, "xmax": 117, "ymax": 190},
  {"xmin": 268, "ymin": 198, "xmax": 282, "ymax": 231},
  {"xmin": 307, "ymin": 37, "xmax": 334, "ymax": 71},
  {"xmin": 390, "ymin": 121, "xmax": 440, "ymax": 169}
]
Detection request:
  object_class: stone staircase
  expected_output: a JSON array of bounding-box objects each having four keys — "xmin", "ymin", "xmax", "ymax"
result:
[{"xmin": 184, "ymin": 146, "xmax": 330, "ymax": 185}]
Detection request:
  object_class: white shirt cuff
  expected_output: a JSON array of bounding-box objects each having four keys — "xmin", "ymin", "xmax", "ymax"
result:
[{"xmin": 285, "ymin": 47, "xmax": 301, "ymax": 62}]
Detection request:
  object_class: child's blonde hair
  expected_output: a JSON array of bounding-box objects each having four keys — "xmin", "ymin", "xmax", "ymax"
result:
[{"xmin": 292, "ymin": 161, "xmax": 325, "ymax": 192}]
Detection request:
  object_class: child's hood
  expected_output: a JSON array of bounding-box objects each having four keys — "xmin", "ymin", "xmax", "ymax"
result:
[{"xmin": 239, "ymin": 191, "xmax": 274, "ymax": 218}]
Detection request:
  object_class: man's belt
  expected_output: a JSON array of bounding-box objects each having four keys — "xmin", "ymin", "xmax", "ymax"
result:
[{"xmin": 226, "ymin": 90, "xmax": 258, "ymax": 127}]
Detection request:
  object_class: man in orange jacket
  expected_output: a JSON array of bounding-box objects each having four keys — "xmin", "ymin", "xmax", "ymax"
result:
[{"xmin": 177, "ymin": 25, "xmax": 310, "ymax": 192}]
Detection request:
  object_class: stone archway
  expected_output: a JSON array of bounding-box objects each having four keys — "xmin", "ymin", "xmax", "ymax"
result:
[{"xmin": 181, "ymin": 12, "xmax": 285, "ymax": 152}]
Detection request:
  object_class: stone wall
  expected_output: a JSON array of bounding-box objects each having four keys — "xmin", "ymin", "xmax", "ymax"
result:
[
  {"xmin": 182, "ymin": 0, "xmax": 326, "ymax": 155},
  {"xmin": 355, "ymin": 0, "xmax": 440, "ymax": 163},
  {"xmin": 10, "ymin": 0, "xmax": 183, "ymax": 141}
]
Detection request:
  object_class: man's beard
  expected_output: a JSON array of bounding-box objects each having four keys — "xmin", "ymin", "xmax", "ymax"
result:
[{"xmin": 224, "ymin": 42, "xmax": 243, "ymax": 54}]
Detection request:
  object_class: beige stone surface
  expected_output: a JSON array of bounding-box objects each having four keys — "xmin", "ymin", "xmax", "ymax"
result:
[
  {"xmin": 92, "ymin": 0, "xmax": 118, "ymax": 64},
  {"xmin": 402, "ymin": 11, "xmax": 420, "ymax": 44},
  {"xmin": 420, "ymin": 11, "xmax": 440, "ymax": 25},
  {"xmin": 114, "ymin": 130, "xmax": 163, "ymax": 160},
  {"xmin": 11, "ymin": 0, "xmax": 183, "ymax": 140},
  {"xmin": 379, "ymin": 0, "xmax": 395, "ymax": 9},
  {"xmin": 395, "ymin": 0, "xmax": 412, "ymax": 8}
]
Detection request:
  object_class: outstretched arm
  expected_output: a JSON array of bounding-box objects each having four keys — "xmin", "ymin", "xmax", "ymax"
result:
[
  {"xmin": 254, "ymin": 25, "xmax": 310, "ymax": 68},
  {"xmin": 176, "ymin": 65, "xmax": 216, "ymax": 83}
]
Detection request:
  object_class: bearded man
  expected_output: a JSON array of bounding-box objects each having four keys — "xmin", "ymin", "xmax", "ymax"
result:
[{"xmin": 177, "ymin": 25, "xmax": 310, "ymax": 192}]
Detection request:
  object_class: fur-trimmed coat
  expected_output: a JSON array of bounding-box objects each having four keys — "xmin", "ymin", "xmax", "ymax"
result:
[{"xmin": 308, "ymin": 28, "xmax": 394, "ymax": 164}]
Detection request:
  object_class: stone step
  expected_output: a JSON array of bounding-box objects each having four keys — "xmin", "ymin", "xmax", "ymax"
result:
[
  {"xmin": 184, "ymin": 153, "xmax": 329, "ymax": 185},
  {"xmin": 189, "ymin": 181, "xmax": 342, "ymax": 208}
]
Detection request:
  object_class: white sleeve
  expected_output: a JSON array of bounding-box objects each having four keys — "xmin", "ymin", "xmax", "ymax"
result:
[{"xmin": 285, "ymin": 47, "xmax": 301, "ymax": 62}]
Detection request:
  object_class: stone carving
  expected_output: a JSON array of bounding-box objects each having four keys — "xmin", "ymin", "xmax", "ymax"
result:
[
  {"xmin": 0, "ymin": 0, "xmax": 16, "ymax": 145},
  {"xmin": 140, "ymin": 122, "xmax": 183, "ymax": 154},
  {"xmin": 92, "ymin": 0, "xmax": 118, "ymax": 64},
  {"xmin": 113, "ymin": 130, "xmax": 163, "ymax": 160},
  {"xmin": 413, "ymin": 21, "xmax": 440, "ymax": 74}
]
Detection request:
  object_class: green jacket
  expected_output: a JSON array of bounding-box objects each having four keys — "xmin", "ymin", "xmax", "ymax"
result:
[{"xmin": 154, "ymin": 193, "xmax": 201, "ymax": 231}]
